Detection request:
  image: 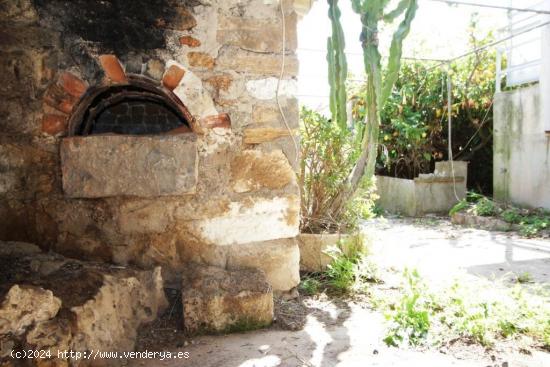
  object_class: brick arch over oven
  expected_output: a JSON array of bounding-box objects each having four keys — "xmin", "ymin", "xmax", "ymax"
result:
[
  {"xmin": 67, "ymin": 75, "xmax": 196, "ymax": 136},
  {"xmin": 41, "ymin": 55, "xmax": 230, "ymax": 137}
]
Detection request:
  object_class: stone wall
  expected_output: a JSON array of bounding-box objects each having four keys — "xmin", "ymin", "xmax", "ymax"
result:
[{"xmin": 0, "ymin": 0, "xmax": 305, "ymax": 291}]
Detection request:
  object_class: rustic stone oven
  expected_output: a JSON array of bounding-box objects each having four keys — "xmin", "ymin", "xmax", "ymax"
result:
[{"xmin": 0, "ymin": 0, "xmax": 309, "ymax": 293}]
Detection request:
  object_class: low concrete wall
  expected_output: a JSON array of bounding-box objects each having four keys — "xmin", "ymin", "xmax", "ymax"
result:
[
  {"xmin": 376, "ymin": 161, "xmax": 467, "ymax": 217},
  {"xmin": 494, "ymin": 84, "xmax": 550, "ymax": 209},
  {"xmin": 376, "ymin": 176, "xmax": 417, "ymax": 217}
]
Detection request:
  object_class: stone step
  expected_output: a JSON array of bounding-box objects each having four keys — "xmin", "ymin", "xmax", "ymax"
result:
[{"xmin": 181, "ymin": 264, "xmax": 273, "ymax": 334}]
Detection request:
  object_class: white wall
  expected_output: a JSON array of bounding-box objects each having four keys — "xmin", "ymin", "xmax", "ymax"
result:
[
  {"xmin": 494, "ymin": 2, "xmax": 550, "ymax": 209},
  {"xmin": 542, "ymin": 24, "xmax": 550, "ymax": 132},
  {"xmin": 493, "ymin": 85, "xmax": 550, "ymax": 209}
]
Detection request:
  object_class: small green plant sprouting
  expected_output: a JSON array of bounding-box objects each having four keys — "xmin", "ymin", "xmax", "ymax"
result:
[
  {"xmin": 501, "ymin": 208, "xmax": 522, "ymax": 224},
  {"xmin": 299, "ymin": 276, "xmax": 322, "ymax": 296},
  {"xmin": 323, "ymin": 233, "xmax": 377, "ymax": 292},
  {"xmin": 380, "ymin": 271, "xmax": 550, "ymax": 349},
  {"xmin": 449, "ymin": 199, "xmax": 468, "ymax": 216},
  {"xmin": 516, "ymin": 272, "xmax": 533, "ymax": 284},
  {"xmin": 471, "ymin": 197, "xmax": 497, "ymax": 216},
  {"xmin": 383, "ymin": 269, "xmax": 432, "ymax": 347}
]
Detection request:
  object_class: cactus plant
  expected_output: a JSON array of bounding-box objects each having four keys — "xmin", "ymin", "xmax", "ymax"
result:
[
  {"xmin": 328, "ymin": 0, "xmax": 418, "ymax": 217},
  {"xmin": 327, "ymin": 0, "xmax": 348, "ymax": 129}
]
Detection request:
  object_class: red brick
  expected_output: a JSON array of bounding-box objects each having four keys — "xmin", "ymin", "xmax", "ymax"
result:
[
  {"xmin": 199, "ymin": 113, "xmax": 231, "ymax": 129},
  {"xmin": 99, "ymin": 54, "xmax": 127, "ymax": 83},
  {"xmin": 58, "ymin": 72, "xmax": 88, "ymax": 98},
  {"xmin": 42, "ymin": 113, "xmax": 68, "ymax": 135},
  {"xmin": 162, "ymin": 65, "xmax": 185, "ymax": 91},
  {"xmin": 179, "ymin": 36, "xmax": 201, "ymax": 48},
  {"xmin": 164, "ymin": 125, "xmax": 193, "ymax": 135},
  {"xmin": 43, "ymin": 84, "xmax": 77, "ymax": 114}
]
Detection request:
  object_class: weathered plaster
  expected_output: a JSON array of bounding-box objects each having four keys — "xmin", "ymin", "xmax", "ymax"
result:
[{"xmin": 493, "ymin": 85, "xmax": 550, "ymax": 209}]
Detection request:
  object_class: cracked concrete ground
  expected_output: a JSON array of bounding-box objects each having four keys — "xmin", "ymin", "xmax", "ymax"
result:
[{"xmin": 129, "ymin": 217, "xmax": 550, "ymax": 367}]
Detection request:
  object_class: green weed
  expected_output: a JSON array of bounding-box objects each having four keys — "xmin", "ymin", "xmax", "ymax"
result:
[
  {"xmin": 516, "ymin": 272, "xmax": 533, "ymax": 284},
  {"xmin": 381, "ymin": 271, "xmax": 550, "ymax": 349},
  {"xmin": 383, "ymin": 269, "xmax": 432, "ymax": 347},
  {"xmin": 449, "ymin": 199, "xmax": 468, "ymax": 216},
  {"xmin": 299, "ymin": 277, "xmax": 322, "ymax": 295},
  {"xmin": 322, "ymin": 233, "xmax": 378, "ymax": 293}
]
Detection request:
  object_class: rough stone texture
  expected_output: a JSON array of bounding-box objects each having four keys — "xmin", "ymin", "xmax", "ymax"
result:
[
  {"xmin": 0, "ymin": 285, "xmax": 61, "ymax": 336},
  {"xmin": 1, "ymin": 0, "xmax": 304, "ymax": 302},
  {"xmin": 243, "ymin": 127, "xmax": 298, "ymax": 144},
  {"xmin": 246, "ymin": 78, "xmax": 297, "ymax": 100},
  {"xmin": 61, "ymin": 135, "xmax": 198, "ymax": 198},
  {"xmin": 226, "ymin": 238, "xmax": 300, "ymax": 292},
  {"xmin": 0, "ymin": 241, "xmax": 167, "ymax": 365},
  {"xmin": 216, "ymin": 47, "xmax": 299, "ymax": 77},
  {"xmin": 187, "ymin": 52, "xmax": 215, "ymax": 70},
  {"xmin": 181, "ymin": 264, "xmax": 273, "ymax": 334},
  {"xmin": 252, "ymin": 99, "xmax": 299, "ymax": 128},
  {"xmin": 172, "ymin": 66, "xmax": 219, "ymax": 119},
  {"xmin": 230, "ymin": 150, "xmax": 295, "ymax": 193},
  {"xmin": 217, "ymin": 13, "xmax": 297, "ymax": 53}
]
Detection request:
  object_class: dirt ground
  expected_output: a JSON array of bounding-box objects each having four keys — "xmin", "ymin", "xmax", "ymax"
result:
[{"xmin": 129, "ymin": 217, "xmax": 550, "ymax": 367}]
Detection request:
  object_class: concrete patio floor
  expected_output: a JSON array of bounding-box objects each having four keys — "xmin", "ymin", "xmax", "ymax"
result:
[{"xmin": 365, "ymin": 216, "xmax": 550, "ymax": 286}]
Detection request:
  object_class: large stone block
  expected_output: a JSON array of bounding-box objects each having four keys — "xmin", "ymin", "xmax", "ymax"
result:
[
  {"xmin": 226, "ymin": 238, "xmax": 300, "ymax": 292},
  {"xmin": 230, "ymin": 150, "xmax": 295, "ymax": 193},
  {"xmin": 187, "ymin": 195, "xmax": 299, "ymax": 246},
  {"xmin": 217, "ymin": 13, "xmax": 297, "ymax": 53},
  {"xmin": 118, "ymin": 199, "xmax": 176, "ymax": 234},
  {"xmin": 252, "ymin": 98, "xmax": 299, "ymax": 128},
  {"xmin": 60, "ymin": 135, "xmax": 198, "ymax": 198},
  {"xmin": 181, "ymin": 264, "xmax": 273, "ymax": 334},
  {"xmin": 216, "ymin": 47, "xmax": 298, "ymax": 77},
  {"xmin": 0, "ymin": 285, "xmax": 61, "ymax": 336}
]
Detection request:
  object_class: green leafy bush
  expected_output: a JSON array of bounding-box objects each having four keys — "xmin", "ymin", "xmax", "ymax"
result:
[
  {"xmin": 299, "ymin": 107, "xmax": 377, "ymax": 233},
  {"xmin": 471, "ymin": 197, "xmax": 497, "ymax": 216},
  {"xmin": 350, "ymin": 18, "xmax": 495, "ymax": 193},
  {"xmin": 501, "ymin": 208, "xmax": 522, "ymax": 223}
]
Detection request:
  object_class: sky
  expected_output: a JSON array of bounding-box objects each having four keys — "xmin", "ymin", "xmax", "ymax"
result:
[{"xmin": 296, "ymin": 0, "xmax": 511, "ymax": 112}]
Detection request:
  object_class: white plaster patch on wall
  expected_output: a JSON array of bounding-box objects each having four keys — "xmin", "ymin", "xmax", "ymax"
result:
[
  {"xmin": 246, "ymin": 78, "xmax": 297, "ymax": 100},
  {"xmin": 192, "ymin": 196, "xmax": 299, "ymax": 246},
  {"xmin": 189, "ymin": 4, "xmax": 220, "ymax": 56},
  {"xmin": 169, "ymin": 61, "xmax": 218, "ymax": 119}
]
